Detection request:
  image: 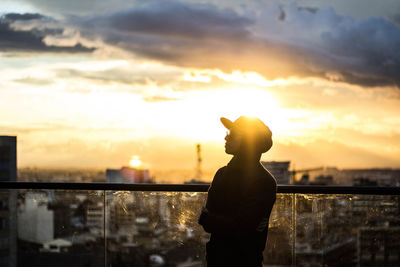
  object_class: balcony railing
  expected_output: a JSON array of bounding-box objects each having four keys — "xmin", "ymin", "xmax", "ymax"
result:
[{"xmin": 0, "ymin": 182, "xmax": 399, "ymax": 267}]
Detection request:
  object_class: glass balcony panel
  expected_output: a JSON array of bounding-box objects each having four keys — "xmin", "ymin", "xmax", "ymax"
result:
[
  {"xmin": 1, "ymin": 187, "xmax": 399, "ymax": 267},
  {"xmin": 263, "ymin": 193, "xmax": 294, "ymax": 266},
  {"xmin": 16, "ymin": 189, "xmax": 105, "ymax": 267},
  {"xmin": 295, "ymin": 194, "xmax": 400, "ymax": 267},
  {"xmin": 0, "ymin": 189, "xmax": 17, "ymax": 267},
  {"xmin": 106, "ymin": 191, "xmax": 208, "ymax": 267},
  {"xmin": 105, "ymin": 191, "xmax": 294, "ymax": 267},
  {"xmin": 352, "ymin": 194, "xmax": 400, "ymax": 267}
]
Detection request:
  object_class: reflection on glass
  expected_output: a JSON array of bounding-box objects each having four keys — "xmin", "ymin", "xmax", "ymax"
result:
[
  {"xmin": 295, "ymin": 194, "xmax": 400, "ymax": 267},
  {"xmin": 0, "ymin": 189, "xmax": 17, "ymax": 267},
  {"xmin": 106, "ymin": 191, "xmax": 208, "ymax": 267},
  {"xmin": 264, "ymin": 193, "xmax": 293, "ymax": 266},
  {"xmin": 105, "ymin": 192, "xmax": 295, "ymax": 267},
  {"xmin": 0, "ymin": 190, "xmax": 396, "ymax": 267},
  {"xmin": 16, "ymin": 190, "xmax": 105, "ymax": 267}
]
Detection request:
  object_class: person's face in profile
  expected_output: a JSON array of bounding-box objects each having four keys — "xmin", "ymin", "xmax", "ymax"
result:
[{"xmin": 224, "ymin": 129, "xmax": 242, "ymax": 155}]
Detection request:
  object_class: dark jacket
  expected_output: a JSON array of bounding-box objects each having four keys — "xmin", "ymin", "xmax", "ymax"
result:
[{"xmin": 199, "ymin": 156, "xmax": 277, "ymax": 266}]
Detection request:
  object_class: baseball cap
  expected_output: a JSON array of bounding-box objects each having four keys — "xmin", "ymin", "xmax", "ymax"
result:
[{"xmin": 220, "ymin": 116, "xmax": 273, "ymax": 153}]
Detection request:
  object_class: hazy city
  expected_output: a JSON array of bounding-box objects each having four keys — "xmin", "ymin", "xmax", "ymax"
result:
[
  {"xmin": 1, "ymin": 136, "xmax": 399, "ymax": 266},
  {"xmin": 1, "ymin": 0, "xmax": 400, "ymax": 266}
]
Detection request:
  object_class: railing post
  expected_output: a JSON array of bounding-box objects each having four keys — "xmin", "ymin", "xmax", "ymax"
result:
[
  {"xmin": 292, "ymin": 193, "xmax": 296, "ymax": 267},
  {"xmin": 103, "ymin": 190, "xmax": 107, "ymax": 267}
]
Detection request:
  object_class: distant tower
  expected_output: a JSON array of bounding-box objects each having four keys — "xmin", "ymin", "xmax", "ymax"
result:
[{"xmin": 194, "ymin": 143, "xmax": 203, "ymax": 180}]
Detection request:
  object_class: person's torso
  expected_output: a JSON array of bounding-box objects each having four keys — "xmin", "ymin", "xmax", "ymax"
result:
[{"xmin": 206, "ymin": 161, "xmax": 274, "ymax": 216}]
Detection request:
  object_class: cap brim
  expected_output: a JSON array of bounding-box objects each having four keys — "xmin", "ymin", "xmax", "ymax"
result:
[{"xmin": 220, "ymin": 117, "xmax": 233, "ymax": 130}]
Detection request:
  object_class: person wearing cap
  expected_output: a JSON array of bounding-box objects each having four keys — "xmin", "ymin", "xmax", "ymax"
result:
[{"xmin": 198, "ymin": 116, "xmax": 277, "ymax": 267}]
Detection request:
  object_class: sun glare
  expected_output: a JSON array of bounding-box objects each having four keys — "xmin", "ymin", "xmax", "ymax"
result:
[
  {"xmin": 160, "ymin": 87, "xmax": 296, "ymax": 142},
  {"xmin": 129, "ymin": 155, "xmax": 142, "ymax": 168},
  {"xmin": 221, "ymin": 89, "xmax": 297, "ymax": 136}
]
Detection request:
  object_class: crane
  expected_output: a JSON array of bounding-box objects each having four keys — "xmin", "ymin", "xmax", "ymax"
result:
[{"xmin": 290, "ymin": 166, "xmax": 324, "ymax": 184}]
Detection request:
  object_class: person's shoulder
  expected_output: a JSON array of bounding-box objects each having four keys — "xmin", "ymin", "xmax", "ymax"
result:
[
  {"xmin": 215, "ymin": 166, "xmax": 227, "ymax": 175},
  {"xmin": 210, "ymin": 166, "xmax": 227, "ymax": 184},
  {"xmin": 258, "ymin": 165, "xmax": 277, "ymax": 188}
]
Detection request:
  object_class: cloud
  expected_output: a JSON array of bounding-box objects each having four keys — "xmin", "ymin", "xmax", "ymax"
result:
[
  {"xmin": 102, "ymin": 1, "xmax": 252, "ymax": 39},
  {"xmin": 0, "ymin": 12, "xmax": 94, "ymax": 53},
  {"xmin": 72, "ymin": 1, "xmax": 400, "ymax": 88},
  {"xmin": 391, "ymin": 13, "xmax": 400, "ymax": 27},
  {"xmin": 55, "ymin": 66, "xmax": 182, "ymax": 86},
  {"xmin": 3, "ymin": 2, "xmax": 400, "ymax": 87},
  {"xmin": 0, "ymin": 122, "xmax": 77, "ymax": 134},
  {"xmin": 13, "ymin": 77, "xmax": 54, "ymax": 85},
  {"xmin": 4, "ymin": 13, "xmax": 45, "ymax": 21},
  {"xmin": 142, "ymin": 95, "xmax": 181, "ymax": 102},
  {"xmin": 318, "ymin": 16, "xmax": 400, "ymax": 87},
  {"xmin": 56, "ymin": 68, "xmax": 147, "ymax": 85},
  {"xmin": 15, "ymin": 0, "xmax": 134, "ymax": 16}
]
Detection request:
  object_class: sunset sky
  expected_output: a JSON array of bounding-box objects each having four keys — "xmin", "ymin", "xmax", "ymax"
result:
[{"xmin": 1, "ymin": 0, "xmax": 400, "ymax": 175}]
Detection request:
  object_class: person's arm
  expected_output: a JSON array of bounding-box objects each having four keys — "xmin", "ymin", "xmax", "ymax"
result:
[
  {"xmin": 198, "ymin": 207, "xmax": 232, "ymax": 233},
  {"xmin": 198, "ymin": 167, "xmax": 226, "ymax": 232},
  {"xmin": 199, "ymin": 180, "xmax": 276, "ymax": 236}
]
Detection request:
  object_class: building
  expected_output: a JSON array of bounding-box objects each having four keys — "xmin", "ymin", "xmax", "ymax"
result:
[
  {"xmin": 0, "ymin": 136, "xmax": 17, "ymax": 267},
  {"xmin": 358, "ymin": 227, "xmax": 400, "ymax": 266},
  {"xmin": 313, "ymin": 175, "xmax": 334, "ymax": 185},
  {"xmin": 350, "ymin": 194, "xmax": 400, "ymax": 227},
  {"xmin": 0, "ymin": 136, "xmax": 16, "ymax": 182},
  {"xmin": 86, "ymin": 201, "xmax": 104, "ymax": 233},
  {"xmin": 48, "ymin": 201, "xmax": 73, "ymax": 238},
  {"xmin": 261, "ymin": 161, "xmax": 290, "ymax": 184},
  {"xmin": 109, "ymin": 200, "xmax": 135, "ymax": 233},
  {"xmin": 106, "ymin": 166, "xmax": 151, "ymax": 183},
  {"xmin": 314, "ymin": 167, "xmax": 400, "ymax": 186},
  {"xmin": 345, "ymin": 169, "xmax": 400, "ymax": 186},
  {"xmin": 40, "ymin": 239, "xmax": 72, "ymax": 253},
  {"xmin": 18, "ymin": 192, "xmax": 54, "ymax": 244}
]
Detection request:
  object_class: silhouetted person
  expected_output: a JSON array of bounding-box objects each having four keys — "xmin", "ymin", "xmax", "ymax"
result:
[{"xmin": 199, "ymin": 116, "xmax": 277, "ymax": 267}]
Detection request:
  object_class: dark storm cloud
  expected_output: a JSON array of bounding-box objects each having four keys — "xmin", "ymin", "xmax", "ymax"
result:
[
  {"xmin": 105, "ymin": 1, "xmax": 252, "ymax": 39},
  {"xmin": 3, "ymin": 2, "xmax": 400, "ymax": 88},
  {"xmin": 76, "ymin": 1, "xmax": 256, "ymax": 69},
  {"xmin": 4, "ymin": 13, "xmax": 46, "ymax": 21},
  {"xmin": 0, "ymin": 13, "xmax": 94, "ymax": 53},
  {"xmin": 75, "ymin": 1, "xmax": 400, "ymax": 88},
  {"xmin": 319, "ymin": 17, "xmax": 400, "ymax": 87},
  {"xmin": 77, "ymin": 1, "xmax": 298, "ymax": 77},
  {"xmin": 297, "ymin": 7, "xmax": 318, "ymax": 14},
  {"xmin": 392, "ymin": 13, "xmax": 400, "ymax": 26}
]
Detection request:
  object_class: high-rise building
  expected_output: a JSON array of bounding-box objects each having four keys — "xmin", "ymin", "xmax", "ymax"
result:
[
  {"xmin": 0, "ymin": 136, "xmax": 16, "ymax": 182},
  {"xmin": 0, "ymin": 136, "xmax": 17, "ymax": 267},
  {"xmin": 261, "ymin": 161, "xmax": 291, "ymax": 184}
]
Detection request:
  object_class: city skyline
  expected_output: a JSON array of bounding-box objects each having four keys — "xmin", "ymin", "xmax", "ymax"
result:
[{"xmin": 1, "ymin": 0, "xmax": 400, "ymax": 170}]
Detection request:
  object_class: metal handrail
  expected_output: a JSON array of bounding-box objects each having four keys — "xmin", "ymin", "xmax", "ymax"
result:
[{"xmin": 0, "ymin": 182, "xmax": 399, "ymax": 195}]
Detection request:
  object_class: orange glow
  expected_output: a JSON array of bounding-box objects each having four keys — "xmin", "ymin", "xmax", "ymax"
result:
[
  {"xmin": 129, "ymin": 155, "xmax": 142, "ymax": 168},
  {"xmin": 184, "ymin": 71, "xmax": 211, "ymax": 83},
  {"xmin": 215, "ymin": 70, "xmax": 288, "ymax": 87}
]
